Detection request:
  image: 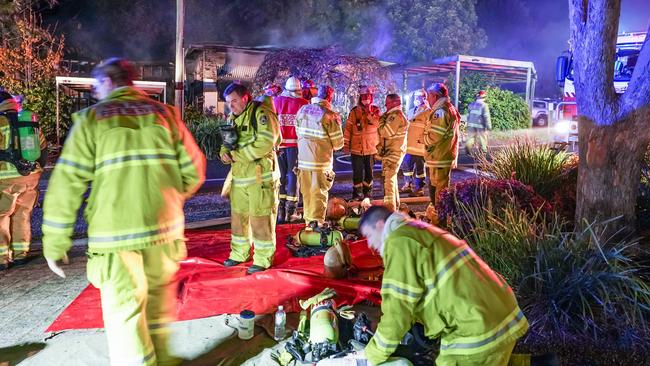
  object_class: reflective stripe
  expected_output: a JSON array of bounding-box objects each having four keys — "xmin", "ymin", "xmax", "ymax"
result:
[
  {"xmin": 430, "ymin": 125, "xmax": 447, "ymax": 135},
  {"xmin": 232, "ymin": 170, "xmax": 279, "ymax": 186},
  {"xmin": 416, "ymin": 173, "xmax": 426, "ymax": 178},
  {"xmin": 281, "ymin": 138, "xmax": 298, "ymax": 144},
  {"xmin": 88, "ymin": 220, "xmax": 184, "ymax": 245},
  {"xmin": 298, "ymin": 160, "xmax": 332, "ymax": 171},
  {"xmin": 96, "ymin": 153, "xmax": 177, "ymax": 172},
  {"xmin": 254, "ymin": 239, "xmax": 275, "ymax": 248},
  {"xmin": 440, "ymin": 309, "xmax": 527, "ymax": 354},
  {"xmin": 10, "ymin": 241, "xmax": 29, "ymax": 249},
  {"xmin": 297, "ymin": 126, "xmax": 327, "ymax": 138},
  {"xmin": 329, "ymin": 130, "xmax": 343, "ymax": 139},
  {"xmin": 425, "ymin": 160, "xmax": 454, "ymax": 168},
  {"xmin": 58, "ymin": 158, "xmax": 94, "ymax": 173},
  {"xmin": 403, "ymin": 172, "xmax": 414, "ymax": 176},
  {"xmin": 423, "ymin": 246, "xmax": 473, "ymax": 305},
  {"xmin": 382, "ymin": 123, "xmax": 395, "ymax": 136},
  {"xmin": 43, "ymin": 218, "xmax": 75, "ymax": 232},
  {"xmin": 372, "ymin": 329, "xmax": 400, "ymax": 351},
  {"xmin": 285, "ymin": 195, "xmax": 299, "ymax": 202},
  {"xmin": 381, "ymin": 278, "xmax": 423, "ymax": 303}
]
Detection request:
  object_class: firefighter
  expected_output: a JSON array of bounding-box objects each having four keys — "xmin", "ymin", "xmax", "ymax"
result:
[
  {"xmin": 465, "ymin": 90, "xmax": 492, "ymax": 154},
  {"xmin": 423, "ymin": 83, "xmax": 460, "ymax": 220},
  {"xmin": 274, "ymin": 76, "xmax": 309, "ymax": 223},
  {"xmin": 43, "ymin": 58, "xmax": 206, "ymax": 366},
  {"xmin": 301, "ymin": 79, "xmax": 318, "ymax": 100},
  {"xmin": 295, "ymin": 85, "xmax": 344, "ymax": 226},
  {"xmin": 400, "ymin": 88, "xmax": 429, "ymax": 197},
  {"xmin": 359, "ymin": 206, "xmax": 529, "ymax": 366},
  {"xmin": 0, "ymin": 92, "xmax": 47, "ymax": 270},
  {"xmin": 221, "ymin": 82, "xmax": 281, "ymax": 274},
  {"xmin": 264, "ymin": 83, "xmax": 283, "ymax": 97},
  {"xmin": 344, "ymin": 85, "xmax": 380, "ymax": 200},
  {"xmin": 376, "ymin": 94, "xmax": 407, "ymax": 211}
]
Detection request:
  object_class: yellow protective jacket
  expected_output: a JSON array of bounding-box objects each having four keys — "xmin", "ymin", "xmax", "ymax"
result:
[
  {"xmin": 376, "ymin": 107, "xmax": 407, "ymax": 165},
  {"xmin": 423, "ymin": 97, "xmax": 460, "ymax": 169},
  {"xmin": 220, "ymin": 100, "xmax": 281, "ymax": 187},
  {"xmin": 42, "ymin": 86, "xmax": 206, "ymax": 260},
  {"xmin": 0, "ymin": 100, "xmax": 47, "ymax": 179},
  {"xmin": 295, "ymin": 98, "xmax": 344, "ymax": 171},
  {"xmin": 343, "ymin": 104, "xmax": 380, "ymax": 156},
  {"xmin": 365, "ymin": 213, "xmax": 529, "ymax": 365},
  {"xmin": 406, "ymin": 103, "xmax": 430, "ymax": 157}
]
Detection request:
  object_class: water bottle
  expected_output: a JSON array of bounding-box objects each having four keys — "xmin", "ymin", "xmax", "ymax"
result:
[{"xmin": 273, "ymin": 305, "xmax": 286, "ymax": 341}]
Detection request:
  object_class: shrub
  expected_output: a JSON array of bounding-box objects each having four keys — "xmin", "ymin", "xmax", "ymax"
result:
[
  {"xmin": 453, "ymin": 197, "xmax": 562, "ymax": 285},
  {"xmin": 436, "ymin": 178, "xmax": 552, "ymax": 232},
  {"xmin": 185, "ymin": 106, "xmax": 224, "ymax": 160},
  {"xmin": 484, "ymin": 87, "xmax": 530, "ymax": 131},
  {"xmin": 447, "ymin": 72, "xmax": 497, "ymax": 114},
  {"xmin": 518, "ymin": 219, "xmax": 650, "ymax": 347},
  {"xmin": 479, "ymin": 139, "xmax": 572, "ymax": 200}
]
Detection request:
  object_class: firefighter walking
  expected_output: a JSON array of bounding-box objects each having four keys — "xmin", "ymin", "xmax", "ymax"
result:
[
  {"xmin": 400, "ymin": 88, "xmax": 429, "ymax": 197},
  {"xmin": 221, "ymin": 82, "xmax": 282, "ymax": 274},
  {"xmin": 0, "ymin": 92, "xmax": 47, "ymax": 270},
  {"xmin": 465, "ymin": 90, "xmax": 492, "ymax": 155},
  {"xmin": 376, "ymin": 94, "xmax": 407, "ymax": 211},
  {"xmin": 423, "ymin": 83, "xmax": 460, "ymax": 221},
  {"xmin": 295, "ymin": 85, "xmax": 344, "ymax": 226},
  {"xmin": 344, "ymin": 85, "xmax": 380, "ymax": 200},
  {"xmin": 274, "ymin": 76, "xmax": 309, "ymax": 223},
  {"xmin": 43, "ymin": 58, "xmax": 206, "ymax": 366}
]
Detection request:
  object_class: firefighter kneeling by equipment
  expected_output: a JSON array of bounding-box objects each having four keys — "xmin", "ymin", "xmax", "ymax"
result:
[{"xmin": 333, "ymin": 206, "xmax": 529, "ymax": 366}]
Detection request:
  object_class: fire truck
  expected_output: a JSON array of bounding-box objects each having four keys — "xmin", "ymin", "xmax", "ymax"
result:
[{"xmin": 554, "ymin": 32, "xmax": 646, "ymax": 147}]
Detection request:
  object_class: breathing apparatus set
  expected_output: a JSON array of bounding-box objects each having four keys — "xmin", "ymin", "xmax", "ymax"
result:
[{"xmin": 0, "ymin": 108, "xmax": 41, "ymax": 176}]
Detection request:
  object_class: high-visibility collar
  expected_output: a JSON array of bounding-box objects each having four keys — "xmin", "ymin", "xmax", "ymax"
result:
[{"xmin": 381, "ymin": 212, "xmax": 409, "ymax": 257}]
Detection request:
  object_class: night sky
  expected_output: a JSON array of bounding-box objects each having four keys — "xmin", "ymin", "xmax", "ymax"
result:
[{"xmin": 43, "ymin": 0, "xmax": 649, "ymax": 98}]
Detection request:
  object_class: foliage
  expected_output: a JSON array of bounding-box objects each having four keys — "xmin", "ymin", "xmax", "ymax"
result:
[
  {"xmin": 185, "ymin": 105, "xmax": 224, "ymax": 160},
  {"xmin": 436, "ymin": 177, "xmax": 552, "ymax": 232},
  {"xmin": 638, "ymin": 147, "xmax": 650, "ymax": 230},
  {"xmin": 478, "ymin": 139, "xmax": 572, "ymax": 200},
  {"xmin": 453, "ymin": 197, "xmax": 561, "ymax": 285},
  {"xmin": 0, "ymin": 9, "xmax": 73, "ymax": 144},
  {"xmin": 254, "ymin": 46, "xmax": 393, "ymax": 116},
  {"xmin": 518, "ymin": 219, "xmax": 650, "ymax": 346},
  {"xmin": 447, "ymin": 72, "xmax": 497, "ymax": 114},
  {"xmin": 483, "ymin": 87, "xmax": 530, "ymax": 131}
]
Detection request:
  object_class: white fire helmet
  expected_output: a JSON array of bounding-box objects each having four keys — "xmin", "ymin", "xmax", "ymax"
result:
[{"xmin": 284, "ymin": 76, "xmax": 302, "ymax": 93}]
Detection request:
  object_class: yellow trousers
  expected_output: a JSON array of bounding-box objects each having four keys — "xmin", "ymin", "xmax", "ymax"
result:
[
  {"xmin": 298, "ymin": 169, "xmax": 335, "ymax": 225},
  {"xmin": 435, "ymin": 341, "xmax": 516, "ymax": 366},
  {"xmin": 87, "ymin": 241, "xmax": 187, "ymax": 366},
  {"xmin": 0, "ymin": 173, "xmax": 40, "ymax": 263},
  {"xmin": 428, "ymin": 167, "xmax": 451, "ymax": 205},
  {"xmin": 381, "ymin": 157, "xmax": 402, "ymax": 211},
  {"xmin": 229, "ymin": 180, "xmax": 279, "ymax": 268},
  {"xmin": 466, "ymin": 127, "xmax": 488, "ymax": 154}
]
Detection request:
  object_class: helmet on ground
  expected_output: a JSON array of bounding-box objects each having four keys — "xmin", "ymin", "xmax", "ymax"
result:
[
  {"xmin": 326, "ymin": 197, "xmax": 348, "ymax": 220},
  {"xmin": 324, "ymin": 241, "xmax": 352, "ymax": 279}
]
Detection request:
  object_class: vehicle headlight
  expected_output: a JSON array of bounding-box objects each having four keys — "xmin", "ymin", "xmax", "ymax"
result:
[{"xmin": 554, "ymin": 120, "xmax": 571, "ymax": 134}]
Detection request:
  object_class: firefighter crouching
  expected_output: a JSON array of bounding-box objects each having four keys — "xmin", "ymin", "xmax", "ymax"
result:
[
  {"xmin": 295, "ymin": 85, "xmax": 344, "ymax": 227},
  {"xmin": 376, "ymin": 94, "xmax": 407, "ymax": 211},
  {"xmin": 43, "ymin": 58, "xmax": 206, "ymax": 366},
  {"xmin": 274, "ymin": 76, "xmax": 309, "ymax": 223},
  {"xmin": 344, "ymin": 85, "xmax": 380, "ymax": 200},
  {"xmin": 423, "ymin": 83, "xmax": 460, "ymax": 221},
  {"xmin": 358, "ymin": 206, "xmax": 529, "ymax": 366},
  {"xmin": 400, "ymin": 88, "xmax": 429, "ymax": 197},
  {"xmin": 0, "ymin": 92, "xmax": 47, "ymax": 270},
  {"xmin": 221, "ymin": 82, "xmax": 282, "ymax": 275}
]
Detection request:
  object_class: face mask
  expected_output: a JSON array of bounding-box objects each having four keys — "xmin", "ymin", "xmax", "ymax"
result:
[
  {"xmin": 413, "ymin": 99, "xmax": 422, "ymax": 107},
  {"xmin": 361, "ymin": 99, "xmax": 371, "ymax": 106}
]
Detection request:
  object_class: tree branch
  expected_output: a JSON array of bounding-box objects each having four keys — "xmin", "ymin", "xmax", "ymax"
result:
[{"xmin": 621, "ymin": 23, "xmax": 650, "ymax": 117}]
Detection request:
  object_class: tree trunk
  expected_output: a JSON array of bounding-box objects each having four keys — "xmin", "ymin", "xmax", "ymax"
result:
[{"xmin": 576, "ymin": 115, "xmax": 646, "ymax": 234}]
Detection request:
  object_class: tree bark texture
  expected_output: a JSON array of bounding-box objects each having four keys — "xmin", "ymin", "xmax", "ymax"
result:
[{"xmin": 569, "ymin": 0, "xmax": 650, "ymax": 232}]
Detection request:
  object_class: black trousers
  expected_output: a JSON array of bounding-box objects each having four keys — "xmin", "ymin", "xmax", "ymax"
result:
[{"xmin": 351, "ymin": 154, "xmax": 373, "ymax": 192}]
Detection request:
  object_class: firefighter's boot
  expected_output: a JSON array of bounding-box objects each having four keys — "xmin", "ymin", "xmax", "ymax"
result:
[
  {"xmin": 352, "ymin": 186, "xmax": 363, "ymax": 201},
  {"xmin": 277, "ymin": 199, "xmax": 286, "ymax": 224},
  {"xmin": 400, "ymin": 182, "xmax": 412, "ymax": 194},
  {"xmin": 285, "ymin": 201, "xmax": 301, "ymax": 223}
]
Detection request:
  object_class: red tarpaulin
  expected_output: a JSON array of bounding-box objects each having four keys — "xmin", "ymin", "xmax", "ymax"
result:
[{"xmin": 47, "ymin": 224, "xmax": 383, "ymax": 332}]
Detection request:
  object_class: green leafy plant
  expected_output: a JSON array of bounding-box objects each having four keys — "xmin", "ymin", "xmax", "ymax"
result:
[
  {"xmin": 484, "ymin": 87, "xmax": 530, "ymax": 131},
  {"xmin": 478, "ymin": 139, "xmax": 572, "ymax": 200},
  {"xmin": 185, "ymin": 107, "xmax": 224, "ymax": 160},
  {"xmin": 519, "ymin": 218, "xmax": 650, "ymax": 346},
  {"xmin": 447, "ymin": 71, "xmax": 497, "ymax": 114}
]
